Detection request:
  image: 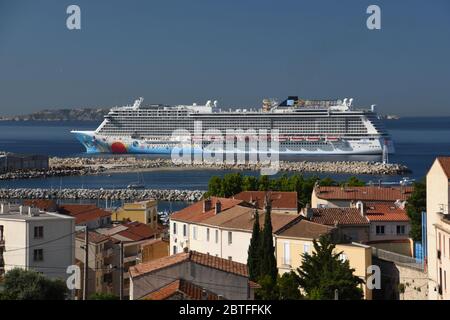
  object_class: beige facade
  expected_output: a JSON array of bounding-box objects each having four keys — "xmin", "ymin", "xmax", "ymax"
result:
[
  {"xmin": 113, "ymin": 200, "xmax": 157, "ymax": 227},
  {"xmin": 274, "ymin": 235, "xmax": 372, "ymax": 299},
  {"xmin": 426, "ymin": 158, "xmax": 450, "ymax": 300}
]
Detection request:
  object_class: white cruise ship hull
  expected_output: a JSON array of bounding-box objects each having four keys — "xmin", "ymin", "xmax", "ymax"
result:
[{"xmin": 72, "ymin": 131, "xmax": 394, "ymax": 155}]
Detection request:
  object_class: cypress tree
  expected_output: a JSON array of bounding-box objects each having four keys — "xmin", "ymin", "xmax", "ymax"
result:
[
  {"xmin": 259, "ymin": 195, "xmax": 278, "ymax": 282},
  {"xmin": 247, "ymin": 208, "xmax": 261, "ymax": 281}
]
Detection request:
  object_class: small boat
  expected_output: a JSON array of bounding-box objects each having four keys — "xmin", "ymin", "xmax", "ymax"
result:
[
  {"xmin": 291, "ymin": 136, "xmax": 304, "ymax": 141},
  {"xmin": 306, "ymin": 136, "xmax": 321, "ymax": 142},
  {"xmin": 326, "ymin": 136, "xmax": 340, "ymax": 142},
  {"xmin": 127, "ymin": 172, "xmax": 145, "ymax": 189}
]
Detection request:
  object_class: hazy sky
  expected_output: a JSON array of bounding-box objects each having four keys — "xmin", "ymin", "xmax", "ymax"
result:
[{"xmin": 0, "ymin": 0, "xmax": 450, "ymax": 116}]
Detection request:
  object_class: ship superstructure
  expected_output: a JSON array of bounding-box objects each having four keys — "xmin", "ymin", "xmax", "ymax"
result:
[{"xmin": 71, "ymin": 96, "xmax": 395, "ymax": 155}]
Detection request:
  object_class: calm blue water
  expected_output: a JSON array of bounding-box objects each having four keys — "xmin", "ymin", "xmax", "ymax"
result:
[{"xmin": 0, "ymin": 118, "xmax": 449, "ymax": 191}]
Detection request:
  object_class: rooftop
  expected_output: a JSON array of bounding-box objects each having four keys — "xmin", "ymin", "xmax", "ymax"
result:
[
  {"xmin": 129, "ymin": 250, "xmax": 249, "ymax": 278},
  {"xmin": 96, "ymin": 221, "xmax": 164, "ymax": 242},
  {"xmin": 308, "ymin": 208, "xmax": 369, "ymax": 226},
  {"xmin": 58, "ymin": 204, "xmax": 111, "ymax": 225},
  {"xmin": 75, "ymin": 230, "xmax": 110, "ymax": 244},
  {"xmin": 141, "ymin": 279, "xmax": 220, "ymax": 300},
  {"xmin": 275, "ymin": 217, "xmax": 336, "ymax": 239},
  {"xmin": 364, "ymin": 202, "xmax": 410, "ymax": 222},
  {"xmin": 314, "ymin": 185, "xmax": 413, "ymax": 201},
  {"xmin": 170, "ymin": 197, "xmax": 245, "ymax": 223},
  {"xmin": 437, "ymin": 157, "xmax": 450, "ymax": 179},
  {"xmin": 233, "ymin": 191, "xmax": 298, "ymax": 210}
]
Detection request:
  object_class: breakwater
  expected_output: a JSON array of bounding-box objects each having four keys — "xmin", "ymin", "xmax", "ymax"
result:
[{"xmin": 0, "ymin": 188, "xmax": 205, "ymax": 202}]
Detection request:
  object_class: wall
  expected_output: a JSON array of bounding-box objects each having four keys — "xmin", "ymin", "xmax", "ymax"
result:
[
  {"xmin": 141, "ymin": 240, "xmax": 169, "ymax": 263},
  {"xmin": 426, "ymin": 160, "xmax": 450, "ymax": 300},
  {"xmin": 368, "ymin": 221, "xmax": 411, "ymax": 242},
  {"xmin": 130, "ymin": 261, "xmax": 250, "ymax": 300}
]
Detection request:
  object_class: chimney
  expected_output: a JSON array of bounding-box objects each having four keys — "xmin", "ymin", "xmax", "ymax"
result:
[
  {"xmin": 356, "ymin": 201, "xmax": 365, "ymax": 216},
  {"xmin": 201, "ymin": 289, "xmax": 208, "ymax": 300},
  {"xmin": 203, "ymin": 198, "xmax": 212, "ymax": 213},
  {"xmin": 301, "ymin": 204, "xmax": 313, "ymax": 219},
  {"xmin": 19, "ymin": 205, "xmax": 24, "ymax": 215},
  {"xmin": 215, "ymin": 200, "xmax": 221, "ymax": 215},
  {"xmin": 183, "ymin": 247, "xmax": 189, "ymax": 253}
]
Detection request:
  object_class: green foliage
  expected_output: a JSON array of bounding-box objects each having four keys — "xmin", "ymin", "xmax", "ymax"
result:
[
  {"xmin": 259, "ymin": 201, "xmax": 278, "ymax": 282},
  {"xmin": 242, "ymin": 176, "xmax": 258, "ymax": 191},
  {"xmin": 319, "ymin": 177, "xmax": 338, "ymax": 186},
  {"xmin": 89, "ymin": 292, "xmax": 119, "ymax": 300},
  {"xmin": 247, "ymin": 209, "xmax": 262, "ymax": 281},
  {"xmin": 406, "ymin": 179, "xmax": 426, "ymax": 241},
  {"xmin": 256, "ymin": 275, "xmax": 279, "ymax": 300},
  {"xmin": 221, "ymin": 173, "xmax": 243, "ymax": 197},
  {"xmin": 207, "ymin": 176, "xmax": 223, "ymax": 197},
  {"xmin": 1, "ymin": 268, "xmax": 68, "ymax": 300},
  {"xmin": 277, "ymin": 272, "xmax": 302, "ymax": 300},
  {"xmin": 344, "ymin": 176, "xmax": 365, "ymax": 187},
  {"xmin": 296, "ymin": 235, "xmax": 364, "ymax": 300}
]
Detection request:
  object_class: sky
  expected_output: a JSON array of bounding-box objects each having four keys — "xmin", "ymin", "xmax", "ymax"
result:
[{"xmin": 0, "ymin": 0, "xmax": 449, "ymax": 116}]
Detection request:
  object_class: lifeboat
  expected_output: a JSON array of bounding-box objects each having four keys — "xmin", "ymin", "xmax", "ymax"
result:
[
  {"xmin": 306, "ymin": 136, "xmax": 321, "ymax": 142},
  {"xmin": 290, "ymin": 136, "xmax": 304, "ymax": 142},
  {"xmin": 326, "ymin": 136, "xmax": 340, "ymax": 142}
]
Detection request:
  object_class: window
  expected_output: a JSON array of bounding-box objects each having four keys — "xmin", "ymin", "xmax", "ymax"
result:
[
  {"xmin": 173, "ymin": 222, "xmax": 177, "ymax": 235},
  {"xmin": 215, "ymin": 230, "xmax": 219, "ymax": 243},
  {"xmin": 183, "ymin": 224, "xmax": 187, "ymax": 237},
  {"xmin": 206, "ymin": 228, "xmax": 210, "ymax": 242},
  {"xmin": 396, "ymin": 225, "xmax": 405, "ymax": 235},
  {"xmin": 376, "ymin": 225, "xmax": 385, "ymax": 235},
  {"xmin": 304, "ymin": 243, "xmax": 310, "ymax": 254},
  {"xmin": 34, "ymin": 226, "xmax": 44, "ymax": 239},
  {"xmin": 33, "ymin": 249, "xmax": 43, "ymax": 261},
  {"xmin": 283, "ymin": 242, "xmax": 290, "ymax": 265},
  {"xmin": 228, "ymin": 231, "xmax": 232, "ymax": 245},
  {"xmin": 173, "ymin": 246, "xmax": 177, "ymax": 254},
  {"xmin": 193, "ymin": 226, "xmax": 198, "ymax": 240},
  {"xmin": 228, "ymin": 256, "xmax": 232, "ymax": 261}
]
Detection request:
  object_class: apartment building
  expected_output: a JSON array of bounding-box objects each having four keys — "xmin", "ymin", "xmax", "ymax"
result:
[
  {"xmin": 0, "ymin": 203, "xmax": 75, "ymax": 280},
  {"xmin": 169, "ymin": 196, "xmax": 298, "ymax": 263},
  {"xmin": 113, "ymin": 199, "xmax": 158, "ymax": 227},
  {"xmin": 426, "ymin": 157, "xmax": 450, "ymax": 300}
]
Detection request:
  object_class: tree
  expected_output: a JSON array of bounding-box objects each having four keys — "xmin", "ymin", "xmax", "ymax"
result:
[
  {"xmin": 278, "ymin": 272, "xmax": 302, "ymax": 300},
  {"xmin": 247, "ymin": 209, "xmax": 262, "ymax": 281},
  {"xmin": 345, "ymin": 176, "xmax": 365, "ymax": 187},
  {"xmin": 242, "ymin": 175, "xmax": 258, "ymax": 191},
  {"xmin": 258, "ymin": 175, "xmax": 270, "ymax": 191},
  {"xmin": 406, "ymin": 179, "xmax": 426, "ymax": 241},
  {"xmin": 207, "ymin": 176, "xmax": 223, "ymax": 197},
  {"xmin": 1, "ymin": 268, "xmax": 68, "ymax": 300},
  {"xmin": 89, "ymin": 292, "xmax": 119, "ymax": 300},
  {"xmin": 297, "ymin": 235, "xmax": 364, "ymax": 300},
  {"xmin": 319, "ymin": 177, "xmax": 338, "ymax": 186},
  {"xmin": 221, "ymin": 173, "xmax": 242, "ymax": 197},
  {"xmin": 259, "ymin": 197, "xmax": 278, "ymax": 282},
  {"xmin": 256, "ymin": 274, "xmax": 279, "ymax": 300}
]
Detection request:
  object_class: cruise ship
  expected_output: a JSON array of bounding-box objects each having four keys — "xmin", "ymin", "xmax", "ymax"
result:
[{"xmin": 71, "ymin": 96, "xmax": 395, "ymax": 155}]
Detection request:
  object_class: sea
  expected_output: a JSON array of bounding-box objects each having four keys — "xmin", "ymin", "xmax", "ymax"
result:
[{"xmin": 0, "ymin": 118, "xmax": 449, "ymax": 211}]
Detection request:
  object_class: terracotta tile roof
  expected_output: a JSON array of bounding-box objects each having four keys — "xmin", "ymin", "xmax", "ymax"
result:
[
  {"xmin": 58, "ymin": 204, "xmax": 111, "ymax": 224},
  {"xmin": 114, "ymin": 221, "xmax": 163, "ymax": 241},
  {"xmin": 275, "ymin": 217, "xmax": 336, "ymax": 239},
  {"xmin": 24, "ymin": 199, "xmax": 58, "ymax": 212},
  {"xmin": 314, "ymin": 186, "xmax": 413, "ymax": 201},
  {"xmin": 142, "ymin": 279, "xmax": 220, "ymax": 300},
  {"xmin": 233, "ymin": 191, "xmax": 298, "ymax": 210},
  {"xmin": 201, "ymin": 205, "xmax": 298, "ymax": 233},
  {"xmin": 309, "ymin": 208, "xmax": 369, "ymax": 226},
  {"xmin": 364, "ymin": 202, "xmax": 410, "ymax": 222},
  {"xmin": 129, "ymin": 251, "xmax": 249, "ymax": 278},
  {"xmin": 75, "ymin": 230, "xmax": 110, "ymax": 244},
  {"xmin": 437, "ymin": 157, "xmax": 450, "ymax": 179},
  {"xmin": 170, "ymin": 197, "xmax": 244, "ymax": 223}
]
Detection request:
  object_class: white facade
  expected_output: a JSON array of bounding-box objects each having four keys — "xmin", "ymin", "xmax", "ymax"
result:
[
  {"xmin": 0, "ymin": 204, "xmax": 75, "ymax": 280},
  {"xmin": 426, "ymin": 159, "xmax": 450, "ymax": 300},
  {"xmin": 169, "ymin": 220, "xmax": 255, "ymax": 264}
]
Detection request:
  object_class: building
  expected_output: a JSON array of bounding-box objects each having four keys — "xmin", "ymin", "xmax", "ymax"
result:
[
  {"xmin": 113, "ymin": 199, "xmax": 158, "ymax": 227},
  {"xmin": 359, "ymin": 201, "xmax": 412, "ymax": 255},
  {"xmin": 274, "ymin": 218, "xmax": 372, "ymax": 299},
  {"xmin": 58, "ymin": 204, "xmax": 112, "ymax": 229},
  {"xmin": 232, "ymin": 191, "xmax": 298, "ymax": 214},
  {"xmin": 0, "ymin": 203, "xmax": 75, "ymax": 280},
  {"xmin": 169, "ymin": 197, "xmax": 298, "ymax": 263},
  {"xmin": 140, "ymin": 238, "xmax": 169, "ymax": 263},
  {"xmin": 129, "ymin": 250, "xmax": 256, "ymax": 300},
  {"xmin": 141, "ymin": 279, "xmax": 220, "ymax": 300},
  {"xmin": 74, "ymin": 231, "xmax": 116, "ymax": 298},
  {"xmin": 426, "ymin": 157, "xmax": 450, "ymax": 300},
  {"xmin": 0, "ymin": 152, "xmax": 49, "ymax": 173},
  {"xmin": 311, "ymin": 185, "xmax": 413, "ymax": 208},
  {"xmin": 301, "ymin": 207, "xmax": 370, "ymax": 242}
]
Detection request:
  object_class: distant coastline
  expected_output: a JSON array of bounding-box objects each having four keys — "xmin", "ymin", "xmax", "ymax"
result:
[{"xmin": 0, "ymin": 108, "xmax": 109, "ymax": 122}]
